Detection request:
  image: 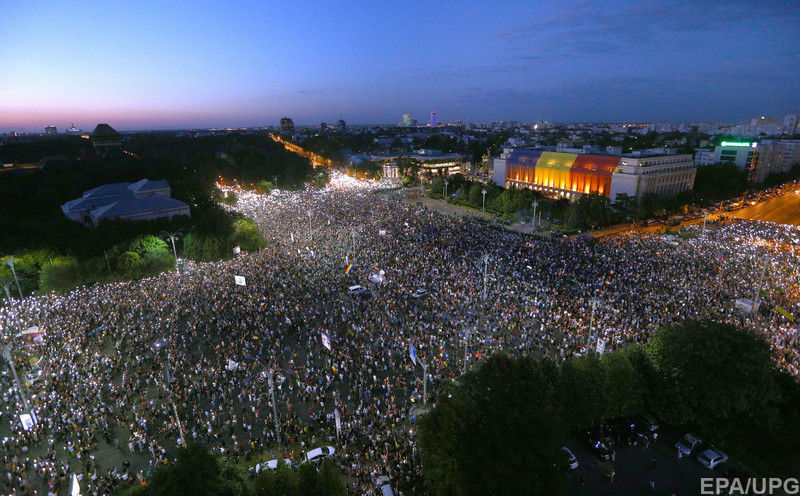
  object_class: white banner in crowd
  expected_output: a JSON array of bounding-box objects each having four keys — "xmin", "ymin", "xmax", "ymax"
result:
[
  {"xmin": 234, "ymin": 275, "xmax": 246, "ymax": 286},
  {"xmin": 233, "ymin": 245, "xmax": 241, "ymax": 255},
  {"xmin": 226, "ymin": 359, "xmax": 239, "ymax": 371},
  {"xmin": 19, "ymin": 412, "xmax": 36, "ymax": 431},
  {"xmin": 334, "ymin": 408, "xmax": 341, "ymax": 435},
  {"xmin": 596, "ymin": 338, "xmax": 607, "ymax": 355},
  {"xmin": 70, "ymin": 474, "xmax": 81, "ymax": 496}
]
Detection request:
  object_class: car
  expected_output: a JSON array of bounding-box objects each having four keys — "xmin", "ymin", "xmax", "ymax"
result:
[
  {"xmin": 697, "ymin": 447, "xmax": 728, "ymax": 469},
  {"xmin": 347, "ymin": 285, "xmax": 371, "ymax": 299},
  {"xmin": 633, "ymin": 415, "xmax": 659, "ymax": 433},
  {"xmin": 375, "ymin": 475, "xmax": 395, "ymax": 496},
  {"xmin": 411, "ymin": 288, "xmax": 428, "ymax": 298},
  {"xmin": 250, "ymin": 458, "xmax": 291, "ymax": 473},
  {"xmin": 675, "ymin": 433, "xmax": 702, "ymax": 456},
  {"xmin": 561, "ymin": 447, "xmax": 579, "ymax": 470},
  {"xmin": 305, "ymin": 446, "xmax": 336, "ymax": 462}
]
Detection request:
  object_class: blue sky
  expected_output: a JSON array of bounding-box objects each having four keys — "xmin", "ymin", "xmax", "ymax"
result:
[{"xmin": 1, "ymin": 0, "xmax": 798, "ymax": 130}]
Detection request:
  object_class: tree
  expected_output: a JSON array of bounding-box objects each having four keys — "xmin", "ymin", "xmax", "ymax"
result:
[
  {"xmin": 231, "ymin": 219, "xmax": 266, "ymax": 252},
  {"xmin": 223, "ymin": 191, "xmax": 238, "ymax": 205},
  {"xmin": 612, "ymin": 193, "xmax": 635, "ymax": 218},
  {"xmin": 467, "ymin": 183, "xmax": 483, "ymax": 207},
  {"xmin": 556, "ymin": 356, "xmax": 607, "ymax": 430},
  {"xmin": 128, "ymin": 235, "xmax": 170, "ymax": 258},
  {"xmin": 646, "ymin": 320, "xmax": 780, "ymax": 441},
  {"xmin": 565, "ymin": 194, "xmax": 616, "ymax": 230},
  {"xmin": 418, "ymin": 355, "xmax": 567, "ymax": 496},
  {"xmin": 135, "ymin": 444, "xmax": 250, "ymax": 496}
]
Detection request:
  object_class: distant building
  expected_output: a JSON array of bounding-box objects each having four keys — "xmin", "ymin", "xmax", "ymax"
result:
[
  {"xmin": 91, "ymin": 123, "xmax": 122, "ymax": 155},
  {"xmin": 45, "ymin": 125, "xmax": 57, "ymax": 135},
  {"xmin": 493, "ymin": 148, "xmax": 695, "ymax": 202},
  {"xmin": 61, "ymin": 179, "xmax": 190, "ymax": 226},
  {"xmin": 783, "ymin": 115, "xmax": 798, "ymax": 134},
  {"xmin": 429, "ymin": 111, "xmax": 438, "ymax": 127},
  {"xmin": 402, "ymin": 114, "xmax": 413, "ymax": 127},
  {"xmin": 752, "ymin": 139, "xmax": 800, "ymax": 182},
  {"xmin": 694, "ymin": 148, "xmax": 716, "ymax": 166},
  {"xmin": 65, "ymin": 123, "xmax": 83, "ymax": 136},
  {"xmin": 320, "ymin": 122, "xmax": 328, "ymax": 133},
  {"xmin": 337, "ymin": 119, "xmax": 347, "ymax": 132},
  {"xmin": 280, "ymin": 117, "xmax": 294, "ymax": 134},
  {"xmin": 711, "ymin": 141, "xmax": 758, "ymax": 169}
]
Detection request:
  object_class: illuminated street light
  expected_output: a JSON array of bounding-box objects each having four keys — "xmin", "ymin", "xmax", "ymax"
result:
[{"xmin": 481, "ymin": 188, "xmax": 487, "ymax": 213}]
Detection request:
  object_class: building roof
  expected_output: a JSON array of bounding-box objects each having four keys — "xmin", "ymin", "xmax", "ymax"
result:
[
  {"xmin": 90, "ymin": 196, "xmax": 189, "ymax": 221},
  {"xmin": 129, "ymin": 178, "xmax": 169, "ymax": 192},
  {"xmin": 92, "ymin": 123, "xmax": 121, "ymax": 139},
  {"xmin": 82, "ymin": 182, "xmax": 133, "ymax": 198}
]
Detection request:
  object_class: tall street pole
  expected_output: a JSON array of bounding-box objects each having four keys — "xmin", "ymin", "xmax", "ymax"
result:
[
  {"xmin": 5, "ymin": 259, "xmax": 23, "ymax": 300},
  {"xmin": 532, "ymin": 200, "xmax": 538, "ymax": 229},
  {"xmin": 585, "ymin": 297, "xmax": 597, "ymax": 353},
  {"xmin": 481, "ymin": 189, "xmax": 487, "ymax": 213},
  {"xmin": 443, "ymin": 179, "xmax": 448, "ymax": 202},
  {"xmin": 307, "ymin": 209, "xmax": 313, "ymax": 242},
  {"xmin": 2, "ymin": 344, "xmax": 31, "ymax": 415},
  {"xmin": 753, "ymin": 255, "xmax": 769, "ymax": 311},
  {"xmin": 482, "ymin": 254, "xmax": 490, "ymax": 302},
  {"xmin": 267, "ymin": 368, "xmax": 281, "ymax": 445}
]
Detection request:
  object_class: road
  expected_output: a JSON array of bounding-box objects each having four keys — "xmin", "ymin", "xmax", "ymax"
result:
[{"xmin": 731, "ymin": 188, "xmax": 800, "ymax": 226}]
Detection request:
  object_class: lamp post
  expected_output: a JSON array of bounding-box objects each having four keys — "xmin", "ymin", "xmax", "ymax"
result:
[
  {"xmin": 585, "ymin": 296, "xmax": 598, "ymax": 354},
  {"xmin": 753, "ymin": 255, "xmax": 769, "ymax": 313},
  {"xmin": 1, "ymin": 281, "xmax": 12, "ymax": 304},
  {"xmin": 307, "ymin": 209, "xmax": 313, "ymax": 242},
  {"xmin": 482, "ymin": 253, "xmax": 490, "ymax": 302},
  {"xmin": 481, "ymin": 188, "xmax": 487, "ymax": 213},
  {"xmin": 1, "ymin": 344, "xmax": 32, "ymax": 417},
  {"xmin": 443, "ymin": 179, "xmax": 449, "ymax": 202},
  {"xmin": 5, "ymin": 258, "xmax": 23, "ymax": 300},
  {"xmin": 532, "ymin": 200, "xmax": 539, "ymax": 229},
  {"xmin": 247, "ymin": 355, "xmax": 282, "ymax": 445},
  {"xmin": 702, "ymin": 213, "xmax": 709, "ymax": 238},
  {"xmin": 161, "ymin": 231, "xmax": 181, "ymax": 273},
  {"xmin": 157, "ymin": 346, "xmax": 187, "ymax": 447}
]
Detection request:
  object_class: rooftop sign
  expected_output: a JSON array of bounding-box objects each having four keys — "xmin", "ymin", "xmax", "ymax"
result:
[{"xmin": 720, "ymin": 141, "xmax": 757, "ymax": 148}]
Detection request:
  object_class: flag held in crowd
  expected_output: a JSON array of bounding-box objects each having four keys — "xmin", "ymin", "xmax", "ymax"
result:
[
  {"xmin": 344, "ymin": 264, "xmax": 353, "ymax": 275},
  {"xmin": 409, "ymin": 342, "xmax": 418, "ymax": 365},
  {"xmin": 234, "ymin": 275, "xmax": 246, "ymax": 286},
  {"xmin": 321, "ymin": 332, "xmax": 332, "ymax": 351}
]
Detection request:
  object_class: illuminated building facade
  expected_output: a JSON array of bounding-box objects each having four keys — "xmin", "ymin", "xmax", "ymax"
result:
[
  {"xmin": 280, "ymin": 117, "xmax": 295, "ymax": 134},
  {"xmin": 429, "ymin": 111, "xmax": 438, "ymax": 127},
  {"xmin": 494, "ymin": 148, "xmax": 696, "ymax": 201}
]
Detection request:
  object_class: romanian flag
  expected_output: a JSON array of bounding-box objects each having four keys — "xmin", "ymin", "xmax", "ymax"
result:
[{"xmin": 344, "ymin": 264, "xmax": 353, "ymax": 275}]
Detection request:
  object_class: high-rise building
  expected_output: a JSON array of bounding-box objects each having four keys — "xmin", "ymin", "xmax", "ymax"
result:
[
  {"xmin": 280, "ymin": 117, "xmax": 294, "ymax": 134},
  {"xmin": 65, "ymin": 123, "xmax": 82, "ymax": 136},
  {"xmin": 320, "ymin": 122, "xmax": 328, "ymax": 133},
  {"xmin": 91, "ymin": 123, "xmax": 122, "ymax": 155},
  {"xmin": 782, "ymin": 115, "xmax": 798, "ymax": 134},
  {"xmin": 45, "ymin": 125, "xmax": 57, "ymax": 135},
  {"xmin": 402, "ymin": 114, "xmax": 413, "ymax": 127},
  {"xmin": 429, "ymin": 111, "xmax": 438, "ymax": 127},
  {"xmin": 752, "ymin": 139, "xmax": 800, "ymax": 182},
  {"xmin": 337, "ymin": 119, "xmax": 346, "ymax": 132}
]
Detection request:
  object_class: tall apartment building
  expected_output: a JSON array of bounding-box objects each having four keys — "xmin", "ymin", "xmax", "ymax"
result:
[{"xmin": 752, "ymin": 140, "xmax": 800, "ymax": 182}]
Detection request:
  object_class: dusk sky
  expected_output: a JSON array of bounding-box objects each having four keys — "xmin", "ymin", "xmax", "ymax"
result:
[{"xmin": 2, "ymin": 0, "xmax": 798, "ymax": 131}]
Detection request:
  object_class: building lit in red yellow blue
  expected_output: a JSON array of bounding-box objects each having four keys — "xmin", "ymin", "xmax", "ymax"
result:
[{"xmin": 493, "ymin": 147, "xmax": 696, "ymax": 202}]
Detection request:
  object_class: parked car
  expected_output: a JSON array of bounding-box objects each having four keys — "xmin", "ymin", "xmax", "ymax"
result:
[
  {"xmin": 697, "ymin": 447, "xmax": 729, "ymax": 469},
  {"xmin": 675, "ymin": 433, "xmax": 702, "ymax": 456},
  {"xmin": 411, "ymin": 288, "xmax": 429, "ymax": 298},
  {"xmin": 305, "ymin": 446, "xmax": 336, "ymax": 462},
  {"xmin": 347, "ymin": 285, "xmax": 371, "ymax": 299},
  {"xmin": 250, "ymin": 458, "xmax": 291, "ymax": 473},
  {"xmin": 561, "ymin": 447, "xmax": 579, "ymax": 470}
]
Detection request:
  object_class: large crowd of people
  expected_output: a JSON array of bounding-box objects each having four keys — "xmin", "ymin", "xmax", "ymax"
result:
[{"xmin": 1, "ymin": 172, "xmax": 799, "ymax": 495}]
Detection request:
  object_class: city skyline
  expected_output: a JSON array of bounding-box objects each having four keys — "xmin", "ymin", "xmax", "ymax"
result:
[{"xmin": 2, "ymin": 0, "xmax": 799, "ymax": 132}]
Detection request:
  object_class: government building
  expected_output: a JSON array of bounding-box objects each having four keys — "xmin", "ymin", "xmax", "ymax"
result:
[{"xmin": 493, "ymin": 147, "xmax": 695, "ymax": 202}]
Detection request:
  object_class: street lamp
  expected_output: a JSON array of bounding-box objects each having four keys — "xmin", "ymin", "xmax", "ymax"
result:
[
  {"xmin": 1, "ymin": 344, "xmax": 32, "ymax": 417},
  {"xmin": 155, "ymin": 342, "xmax": 187, "ymax": 447},
  {"xmin": 532, "ymin": 200, "xmax": 539, "ymax": 229},
  {"xmin": 307, "ymin": 209, "xmax": 313, "ymax": 241},
  {"xmin": 161, "ymin": 231, "xmax": 182, "ymax": 273},
  {"xmin": 246, "ymin": 354, "xmax": 282, "ymax": 445},
  {"xmin": 5, "ymin": 258, "xmax": 23, "ymax": 300},
  {"xmin": 753, "ymin": 255, "xmax": 769, "ymax": 313},
  {"xmin": 481, "ymin": 188, "xmax": 487, "ymax": 213},
  {"xmin": 443, "ymin": 179, "xmax": 449, "ymax": 202},
  {"xmin": 702, "ymin": 213, "xmax": 709, "ymax": 238},
  {"xmin": 482, "ymin": 253, "xmax": 490, "ymax": 301},
  {"xmin": 585, "ymin": 293, "xmax": 598, "ymax": 354}
]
